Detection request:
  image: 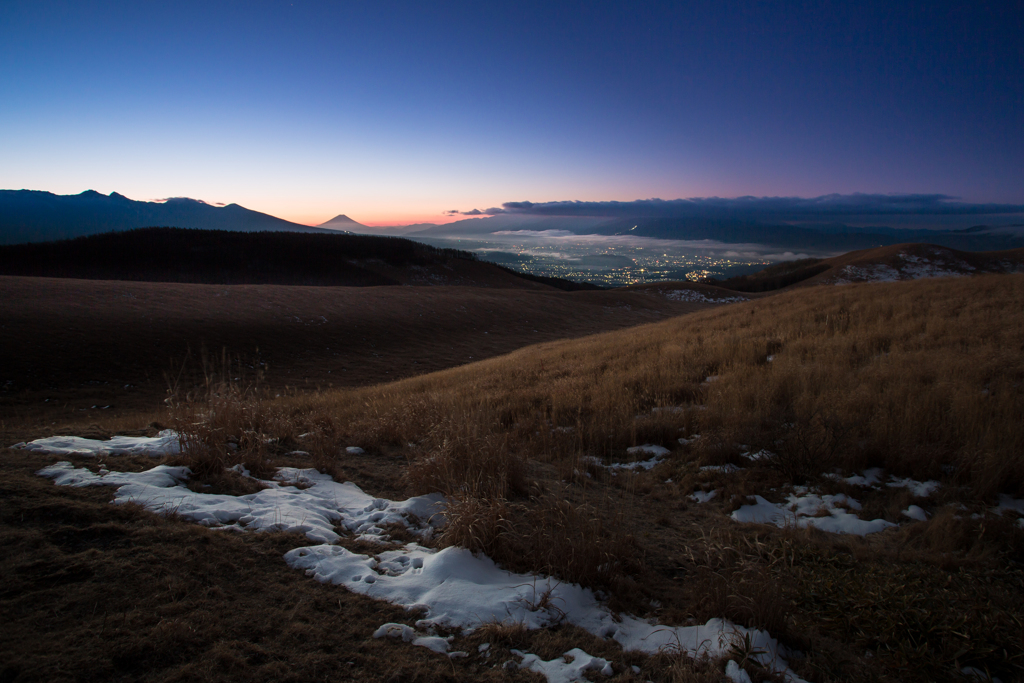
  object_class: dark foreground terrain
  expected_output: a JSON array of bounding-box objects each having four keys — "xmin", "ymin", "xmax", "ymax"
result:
[{"xmin": 3, "ymin": 252, "xmax": 1023, "ymax": 683}]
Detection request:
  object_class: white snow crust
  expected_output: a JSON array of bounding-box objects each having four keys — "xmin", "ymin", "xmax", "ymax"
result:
[
  {"xmin": 826, "ymin": 468, "xmax": 939, "ymax": 498},
  {"xmin": 725, "ymin": 660, "xmax": 754, "ymax": 683},
  {"xmin": 288, "ymin": 542, "xmax": 804, "ymax": 678},
  {"xmin": 731, "ymin": 491, "xmax": 896, "ymax": 536},
  {"xmin": 37, "ymin": 462, "xmax": 443, "ymax": 544},
  {"xmin": 38, "ymin": 461, "xmax": 806, "ymax": 681},
  {"xmin": 690, "ymin": 490, "xmax": 718, "ymax": 503},
  {"xmin": 586, "ymin": 444, "xmax": 671, "ymax": 472},
  {"xmin": 513, "ymin": 647, "xmax": 613, "ymax": 681},
  {"xmin": 373, "ymin": 623, "xmax": 465, "ymax": 657},
  {"xmin": 14, "ymin": 430, "xmax": 182, "ymax": 458},
  {"xmin": 902, "ymin": 505, "xmax": 928, "ymax": 522},
  {"xmin": 992, "ymin": 495, "xmax": 1024, "ymax": 517}
]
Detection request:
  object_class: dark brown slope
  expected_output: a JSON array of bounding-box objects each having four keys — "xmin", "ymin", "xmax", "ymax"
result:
[{"xmin": 0, "ymin": 276, "xmax": 704, "ymax": 428}]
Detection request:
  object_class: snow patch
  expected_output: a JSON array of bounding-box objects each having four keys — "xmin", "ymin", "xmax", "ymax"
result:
[
  {"xmin": 14, "ymin": 430, "xmax": 182, "ymax": 458},
  {"xmin": 587, "ymin": 445, "xmax": 670, "ymax": 471},
  {"xmin": 287, "ymin": 543, "xmax": 805, "ymax": 679},
  {"xmin": 902, "ymin": 505, "xmax": 928, "ymax": 522},
  {"xmin": 690, "ymin": 489, "xmax": 718, "ymax": 503},
  {"xmin": 725, "ymin": 660, "xmax": 754, "ymax": 683},
  {"xmin": 373, "ymin": 622, "xmax": 465, "ymax": 658},
  {"xmin": 826, "ymin": 468, "xmax": 939, "ymax": 497},
  {"xmin": 513, "ymin": 648, "xmax": 613, "ymax": 682},
  {"xmin": 38, "ymin": 462, "xmax": 444, "ymax": 544},
  {"xmin": 731, "ymin": 492, "xmax": 896, "ymax": 536},
  {"xmin": 886, "ymin": 476, "xmax": 940, "ymax": 497},
  {"xmin": 992, "ymin": 495, "xmax": 1024, "ymax": 517}
]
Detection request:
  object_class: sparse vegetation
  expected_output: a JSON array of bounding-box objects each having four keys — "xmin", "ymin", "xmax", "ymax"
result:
[{"xmin": 4, "ymin": 272, "xmax": 1024, "ymax": 682}]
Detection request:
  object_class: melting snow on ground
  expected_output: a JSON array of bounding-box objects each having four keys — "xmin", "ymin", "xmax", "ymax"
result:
[
  {"xmin": 731, "ymin": 489, "xmax": 896, "ymax": 536},
  {"xmin": 513, "ymin": 648, "xmax": 613, "ymax": 682},
  {"xmin": 13, "ymin": 430, "xmax": 182, "ymax": 458},
  {"xmin": 664, "ymin": 289, "xmax": 748, "ymax": 305},
  {"xmin": 902, "ymin": 505, "xmax": 928, "ymax": 522},
  {"xmin": 37, "ymin": 462, "xmax": 444, "ymax": 544},
  {"xmin": 701, "ymin": 463, "xmax": 744, "ymax": 474},
  {"xmin": 289, "ymin": 542, "xmax": 804, "ymax": 679},
  {"xmin": 38, "ymin": 460, "xmax": 807, "ymax": 682},
  {"xmin": 991, "ymin": 495, "xmax": 1024, "ymax": 527},
  {"xmin": 373, "ymin": 623, "xmax": 466, "ymax": 658},
  {"xmin": 829, "ymin": 250, "xmax": 976, "ymax": 285},
  {"xmin": 586, "ymin": 444, "xmax": 671, "ymax": 472},
  {"xmin": 691, "ymin": 489, "xmax": 718, "ymax": 503},
  {"xmin": 825, "ymin": 468, "xmax": 939, "ymax": 497}
]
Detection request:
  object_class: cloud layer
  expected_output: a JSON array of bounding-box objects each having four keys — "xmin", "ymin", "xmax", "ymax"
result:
[{"xmin": 454, "ymin": 194, "xmax": 1024, "ymax": 223}]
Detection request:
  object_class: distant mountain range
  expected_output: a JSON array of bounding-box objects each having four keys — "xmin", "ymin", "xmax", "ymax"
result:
[
  {"xmin": 0, "ymin": 190, "xmax": 339, "ymax": 245},
  {"xmin": 4, "ymin": 189, "xmax": 1024, "ymax": 254}
]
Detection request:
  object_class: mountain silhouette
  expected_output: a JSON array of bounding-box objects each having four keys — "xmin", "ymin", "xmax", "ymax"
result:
[
  {"xmin": 317, "ymin": 214, "xmax": 368, "ymax": 231},
  {"xmin": 0, "ymin": 190, "xmax": 335, "ymax": 244}
]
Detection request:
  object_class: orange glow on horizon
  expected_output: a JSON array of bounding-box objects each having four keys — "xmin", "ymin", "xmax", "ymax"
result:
[{"xmin": 282, "ymin": 212, "xmax": 482, "ymax": 229}]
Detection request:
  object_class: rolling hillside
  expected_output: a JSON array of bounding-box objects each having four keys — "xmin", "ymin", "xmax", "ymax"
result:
[{"xmin": 710, "ymin": 243, "xmax": 1024, "ymax": 292}]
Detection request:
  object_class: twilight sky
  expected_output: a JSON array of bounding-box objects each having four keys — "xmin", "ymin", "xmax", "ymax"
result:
[{"xmin": 1, "ymin": 1, "xmax": 1021, "ymax": 226}]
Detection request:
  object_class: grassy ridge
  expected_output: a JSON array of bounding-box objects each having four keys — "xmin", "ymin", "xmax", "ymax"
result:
[{"xmin": 275, "ymin": 273, "xmax": 1024, "ymax": 499}]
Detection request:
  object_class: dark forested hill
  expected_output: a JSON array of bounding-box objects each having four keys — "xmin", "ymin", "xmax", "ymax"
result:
[{"xmin": 0, "ymin": 227, "xmax": 583, "ymax": 289}]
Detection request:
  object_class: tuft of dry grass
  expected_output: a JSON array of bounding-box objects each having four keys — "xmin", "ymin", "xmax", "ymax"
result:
[{"xmin": 165, "ymin": 351, "xmax": 272, "ymax": 478}]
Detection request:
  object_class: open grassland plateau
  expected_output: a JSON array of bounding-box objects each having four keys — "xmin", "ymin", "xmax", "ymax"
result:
[
  {"xmin": 4, "ymin": 273, "xmax": 1024, "ymax": 682},
  {"xmin": 0, "ymin": 275, "xmax": 701, "ymax": 433}
]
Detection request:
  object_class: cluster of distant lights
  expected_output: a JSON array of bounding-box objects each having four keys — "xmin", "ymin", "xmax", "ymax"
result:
[{"xmin": 482, "ymin": 242, "xmax": 765, "ymax": 287}]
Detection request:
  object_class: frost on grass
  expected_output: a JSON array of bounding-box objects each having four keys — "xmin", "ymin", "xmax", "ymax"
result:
[
  {"xmin": 664, "ymin": 289, "xmax": 748, "ymax": 305},
  {"xmin": 37, "ymin": 462, "xmax": 443, "ymax": 544},
  {"xmin": 13, "ymin": 430, "xmax": 182, "ymax": 458},
  {"xmin": 731, "ymin": 490, "xmax": 896, "ymax": 536}
]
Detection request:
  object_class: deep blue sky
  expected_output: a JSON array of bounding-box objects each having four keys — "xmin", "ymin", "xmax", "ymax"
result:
[{"xmin": 1, "ymin": 1, "xmax": 1020, "ymax": 225}]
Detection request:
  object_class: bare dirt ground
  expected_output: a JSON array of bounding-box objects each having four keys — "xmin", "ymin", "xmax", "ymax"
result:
[{"xmin": 0, "ymin": 275, "xmax": 704, "ymax": 437}]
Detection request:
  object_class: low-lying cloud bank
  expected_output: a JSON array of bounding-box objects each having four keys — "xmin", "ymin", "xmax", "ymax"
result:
[{"xmin": 447, "ymin": 194, "xmax": 1024, "ymax": 227}]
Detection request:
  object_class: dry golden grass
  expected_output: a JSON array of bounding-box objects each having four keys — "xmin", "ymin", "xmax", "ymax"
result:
[
  {"xmin": 281, "ymin": 273, "xmax": 1023, "ymax": 499},
  {"xmin": 14, "ymin": 273, "xmax": 1024, "ymax": 682}
]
